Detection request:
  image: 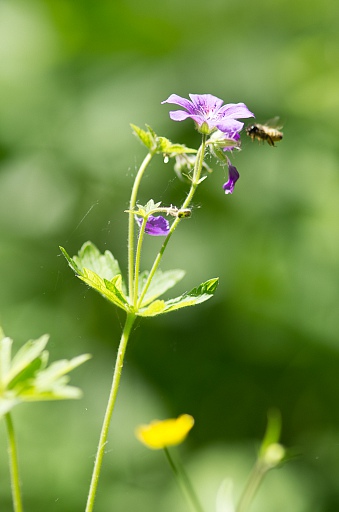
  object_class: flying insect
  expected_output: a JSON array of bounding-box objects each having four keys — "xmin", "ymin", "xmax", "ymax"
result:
[{"xmin": 246, "ymin": 118, "xmax": 283, "ymax": 147}]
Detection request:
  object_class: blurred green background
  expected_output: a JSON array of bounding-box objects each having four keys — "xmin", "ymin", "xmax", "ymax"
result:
[{"xmin": 1, "ymin": 0, "xmax": 339, "ymax": 510}]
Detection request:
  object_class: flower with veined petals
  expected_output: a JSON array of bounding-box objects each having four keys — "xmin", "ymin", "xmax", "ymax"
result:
[
  {"xmin": 135, "ymin": 414, "xmax": 194, "ymax": 449},
  {"xmin": 162, "ymin": 93, "xmax": 254, "ymax": 135},
  {"xmin": 136, "ymin": 215, "xmax": 170, "ymax": 236},
  {"xmin": 223, "ymin": 163, "xmax": 240, "ymax": 195}
]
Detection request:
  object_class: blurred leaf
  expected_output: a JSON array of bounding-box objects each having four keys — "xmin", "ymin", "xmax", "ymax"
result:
[
  {"xmin": 259, "ymin": 409, "xmax": 282, "ymax": 457},
  {"xmin": 0, "ymin": 330, "xmax": 91, "ymax": 418}
]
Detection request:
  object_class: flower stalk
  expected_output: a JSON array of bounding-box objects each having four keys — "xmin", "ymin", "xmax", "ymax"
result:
[
  {"xmin": 85, "ymin": 312, "xmax": 136, "ymax": 512},
  {"xmin": 59, "ymin": 93, "xmax": 256, "ymax": 512},
  {"xmin": 137, "ymin": 134, "xmax": 207, "ymax": 308},
  {"xmin": 164, "ymin": 447, "xmax": 204, "ymax": 512},
  {"xmin": 128, "ymin": 151, "xmax": 155, "ymax": 303}
]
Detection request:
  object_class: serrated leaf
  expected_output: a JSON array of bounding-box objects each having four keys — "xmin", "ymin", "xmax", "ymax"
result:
[
  {"xmin": 139, "ymin": 269, "xmax": 186, "ymax": 307},
  {"xmin": 145, "ymin": 124, "xmax": 157, "ymax": 139},
  {"xmin": 138, "ymin": 300, "xmax": 166, "ymax": 316},
  {"xmin": 143, "ymin": 199, "xmax": 162, "ymax": 213},
  {"xmin": 61, "ymin": 242, "xmax": 129, "ymax": 310},
  {"xmin": 131, "ymin": 124, "xmax": 154, "ymax": 150},
  {"xmin": 72, "ymin": 241, "xmax": 121, "ymax": 281},
  {"xmin": 138, "ymin": 278, "xmax": 219, "ymax": 317},
  {"xmin": 59, "ymin": 246, "xmax": 81, "ymax": 274},
  {"xmin": 78, "ymin": 269, "xmax": 130, "ymax": 312},
  {"xmin": 156, "ymin": 137, "xmax": 197, "ymax": 155}
]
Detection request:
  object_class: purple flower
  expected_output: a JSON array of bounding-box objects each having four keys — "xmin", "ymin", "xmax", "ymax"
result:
[
  {"xmin": 162, "ymin": 94, "xmax": 254, "ymax": 135},
  {"xmin": 223, "ymin": 163, "xmax": 240, "ymax": 195},
  {"xmin": 136, "ymin": 215, "xmax": 170, "ymax": 236}
]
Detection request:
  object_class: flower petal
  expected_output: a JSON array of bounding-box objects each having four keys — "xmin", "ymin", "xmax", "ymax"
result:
[
  {"xmin": 223, "ymin": 164, "xmax": 240, "ymax": 194},
  {"xmin": 168, "ymin": 110, "xmax": 193, "ymax": 121},
  {"xmin": 163, "ymin": 93, "xmax": 254, "ymax": 136},
  {"xmin": 189, "ymin": 93, "xmax": 224, "ymax": 112},
  {"xmin": 135, "ymin": 414, "xmax": 194, "ymax": 450},
  {"xmin": 136, "ymin": 215, "xmax": 170, "ymax": 236},
  {"xmin": 218, "ymin": 102, "xmax": 254, "ymax": 119},
  {"xmin": 216, "ymin": 119, "xmax": 244, "ymax": 134},
  {"xmin": 161, "ymin": 94, "xmax": 195, "ymax": 112}
]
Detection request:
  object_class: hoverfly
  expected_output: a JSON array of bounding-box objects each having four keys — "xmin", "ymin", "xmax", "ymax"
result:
[{"xmin": 246, "ymin": 117, "xmax": 283, "ymax": 147}]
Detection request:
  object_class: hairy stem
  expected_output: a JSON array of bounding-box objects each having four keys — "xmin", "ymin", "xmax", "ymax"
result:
[
  {"xmin": 85, "ymin": 313, "xmax": 136, "ymax": 512},
  {"xmin": 5, "ymin": 413, "xmax": 23, "ymax": 512},
  {"xmin": 137, "ymin": 135, "xmax": 207, "ymax": 307},
  {"xmin": 128, "ymin": 152, "xmax": 154, "ymax": 303}
]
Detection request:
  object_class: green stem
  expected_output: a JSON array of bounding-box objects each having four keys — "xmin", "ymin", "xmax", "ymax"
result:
[
  {"xmin": 137, "ymin": 135, "xmax": 207, "ymax": 308},
  {"xmin": 236, "ymin": 461, "xmax": 266, "ymax": 512},
  {"xmin": 164, "ymin": 447, "xmax": 204, "ymax": 512},
  {"xmin": 5, "ymin": 413, "xmax": 23, "ymax": 512},
  {"xmin": 85, "ymin": 312, "xmax": 136, "ymax": 512},
  {"xmin": 133, "ymin": 217, "xmax": 147, "ymax": 308},
  {"xmin": 128, "ymin": 152, "xmax": 154, "ymax": 303}
]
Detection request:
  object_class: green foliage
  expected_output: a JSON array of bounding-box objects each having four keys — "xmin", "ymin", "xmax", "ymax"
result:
[
  {"xmin": 60, "ymin": 242, "xmax": 130, "ymax": 312},
  {"xmin": 61, "ymin": 241, "xmax": 122, "ymax": 282},
  {"xmin": 138, "ymin": 268, "xmax": 186, "ymax": 307},
  {"xmin": 61, "ymin": 242, "xmax": 218, "ymax": 317},
  {"xmin": 0, "ymin": 331, "xmax": 91, "ymax": 418},
  {"xmin": 131, "ymin": 124, "xmax": 196, "ymax": 156},
  {"xmin": 138, "ymin": 278, "xmax": 219, "ymax": 317}
]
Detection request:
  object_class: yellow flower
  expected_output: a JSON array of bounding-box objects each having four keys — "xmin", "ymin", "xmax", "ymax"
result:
[{"xmin": 135, "ymin": 414, "xmax": 194, "ymax": 450}]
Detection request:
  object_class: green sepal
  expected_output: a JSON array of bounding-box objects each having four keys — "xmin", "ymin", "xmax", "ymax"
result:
[
  {"xmin": 138, "ymin": 277, "xmax": 219, "ymax": 317},
  {"xmin": 138, "ymin": 268, "xmax": 186, "ymax": 307},
  {"xmin": 60, "ymin": 242, "xmax": 130, "ymax": 312},
  {"xmin": 126, "ymin": 199, "xmax": 162, "ymax": 218},
  {"xmin": 0, "ymin": 332, "xmax": 91, "ymax": 418},
  {"xmin": 131, "ymin": 124, "xmax": 196, "ymax": 156}
]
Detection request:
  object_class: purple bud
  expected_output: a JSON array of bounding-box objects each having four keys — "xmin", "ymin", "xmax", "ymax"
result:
[
  {"xmin": 223, "ymin": 164, "xmax": 240, "ymax": 195},
  {"xmin": 136, "ymin": 215, "xmax": 170, "ymax": 236}
]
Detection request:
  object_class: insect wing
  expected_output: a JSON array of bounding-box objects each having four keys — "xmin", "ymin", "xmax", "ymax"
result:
[{"xmin": 265, "ymin": 116, "xmax": 283, "ymax": 129}]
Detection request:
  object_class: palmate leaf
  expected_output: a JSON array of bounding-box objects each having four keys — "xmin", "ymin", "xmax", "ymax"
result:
[
  {"xmin": 0, "ymin": 331, "xmax": 91, "ymax": 418},
  {"xmin": 61, "ymin": 243, "xmax": 219, "ymax": 317},
  {"xmin": 61, "ymin": 241, "xmax": 122, "ymax": 282},
  {"xmin": 60, "ymin": 242, "xmax": 130, "ymax": 312},
  {"xmin": 138, "ymin": 278, "xmax": 219, "ymax": 317}
]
